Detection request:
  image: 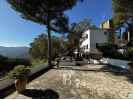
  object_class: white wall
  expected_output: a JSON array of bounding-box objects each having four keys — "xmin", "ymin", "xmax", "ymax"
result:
[
  {"xmin": 80, "ymin": 29, "xmax": 108, "ymax": 53},
  {"xmin": 80, "ymin": 30, "xmax": 90, "ymax": 53},
  {"xmin": 90, "ymin": 29, "xmax": 107, "ymax": 49}
]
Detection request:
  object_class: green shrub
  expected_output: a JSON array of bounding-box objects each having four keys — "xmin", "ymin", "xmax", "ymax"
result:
[
  {"xmin": 1, "ymin": 58, "xmax": 31, "ymax": 71},
  {"xmin": 84, "ymin": 50, "xmax": 103, "ymax": 60},
  {"xmin": 97, "ymin": 43, "xmax": 130, "ymax": 60},
  {"xmin": 0, "ymin": 55, "xmax": 8, "ymax": 70},
  {"xmin": 127, "ymin": 47, "xmax": 133, "ymax": 61},
  {"xmin": 31, "ymin": 59, "xmax": 47, "ymax": 67},
  {"xmin": 7, "ymin": 65, "xmax": 31, "ymax": 80},
  {"xmin": 97, "ymin": 43, "xmax": 116, "ymax": 57},
  {"xmin": 89, "ymin": 52, "xmax": 103, "ymax": 60}
]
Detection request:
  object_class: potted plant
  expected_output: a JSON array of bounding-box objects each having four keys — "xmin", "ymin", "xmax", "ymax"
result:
[{"xmin": 8, "ymin": 65, "xmax": 31, "ymax": 93}]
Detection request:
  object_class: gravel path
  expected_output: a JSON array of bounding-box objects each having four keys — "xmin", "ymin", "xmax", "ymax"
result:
[{"xmin": 5, "ymin": 64, "xmax": 133, "ymax": 99}]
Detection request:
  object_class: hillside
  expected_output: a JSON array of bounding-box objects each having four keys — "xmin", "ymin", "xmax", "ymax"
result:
[{"xmin": 0, "ymin": 46, "xmax": 29, "ymax": 59}]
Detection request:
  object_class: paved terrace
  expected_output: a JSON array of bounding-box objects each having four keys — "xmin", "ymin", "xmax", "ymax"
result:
[{"xmin": 5, "ymin": 64, "xmax": 133, "ymax": 99}]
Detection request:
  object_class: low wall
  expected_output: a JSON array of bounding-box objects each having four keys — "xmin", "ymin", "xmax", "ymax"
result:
[
  {"xmin": 0, "ymin": 64, "xmax": 49, "ymax": 98},
  {"xmin": 59, "ymin": 60, "xmax": 88, "ymax": 66}
]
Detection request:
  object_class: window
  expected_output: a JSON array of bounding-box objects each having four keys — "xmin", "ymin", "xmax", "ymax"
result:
[
  {"xmin": 86, "ymin": 44, "xmax": 88, "ymax": 49},
  {"xmin": 104, "ymin": 31, "xmax": 107, "ymax": 35},
  {"xmin": 96, "ymin": 43, "xmax": 98, "ymax": 48},
  {"xmin": 86, "ymin": 34, "xmax": 88, "ymax": 39}
]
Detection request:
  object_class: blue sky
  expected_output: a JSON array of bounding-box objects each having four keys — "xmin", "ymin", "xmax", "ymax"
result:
[{"xmin": 0, "ymin": 0, "xmax": 112, "ymax": 47}]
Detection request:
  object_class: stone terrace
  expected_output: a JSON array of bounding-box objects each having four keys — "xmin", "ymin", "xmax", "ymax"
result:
[{"xmin": 5, "ymin": 64, "xmax": 133, "ymax": 99}]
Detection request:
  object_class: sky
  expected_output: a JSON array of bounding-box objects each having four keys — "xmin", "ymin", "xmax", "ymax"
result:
[{"xmin": 0, "ymin": 0, "xmax": 112, "ymax": 47}]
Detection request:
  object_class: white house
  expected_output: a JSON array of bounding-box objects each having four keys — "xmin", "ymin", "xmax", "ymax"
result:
[{"xmin": 80, "ymin": 29, "xmax": 108, "ymax": 53}]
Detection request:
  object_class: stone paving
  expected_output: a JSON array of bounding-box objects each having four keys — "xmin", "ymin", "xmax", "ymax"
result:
[{"xmin": 5, "ymin": 64, "xmax": 133, "ymax": 99}]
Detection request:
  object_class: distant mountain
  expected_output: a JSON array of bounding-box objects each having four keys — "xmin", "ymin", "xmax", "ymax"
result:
[{"xmin": 0, "ymin": 46, "xmax": 30, "ymax": 59}]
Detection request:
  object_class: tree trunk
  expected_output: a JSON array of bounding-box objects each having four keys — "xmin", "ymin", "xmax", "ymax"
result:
[
  {"xmin": 129, "ymin": 29, "xmax": 133, "ymax": 46},
  {"xmin": 77, "ymin": 45, "xmax": 80, "ymax": 60},
  {"xmin": 47, "ymin": 13, "xmax": 52, "ymax": 67},
  {"xmin": 120, "ymin": 28, "xmax": 122, "ymax": 40}
]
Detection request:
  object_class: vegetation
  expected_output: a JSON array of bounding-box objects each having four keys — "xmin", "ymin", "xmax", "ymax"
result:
[
  {"xmin": 127, "ymin": 47, "xmax": 133, "ymax": 61},
  {"xmin": 67, "ymin": 18, "xmax": 96, "ymax": 58},
  {"xmin": 97, "ymin": 43, "xmax": 133, "ymax": 60},
  {"xmin": 31, "ymin": 59, "xmax": 47, "ymax": 67},
  {"xmin": 0, "ymin": 55, "xmax": 31, "ymax": 79},
  {"xmin": 29, "ymin": 34, "xmax": 63, "ymax": 61},
  {"xmin": 83, "ymin": 52, "xmax": 103, "ymax": 60},
  {"xmin": 7, "ymin": 0, "xmax": 83, "ymax": 66},
  {"xmin": 112, "ymin": 0, "xmax": 133, "ymax": 26},
  {"xmin": 112, "ymin": 0, "xmax": 133, "ymax": 46},
  {"xmin": 7, "ymin": 65, "xmax": 30, "ymax": 79}
]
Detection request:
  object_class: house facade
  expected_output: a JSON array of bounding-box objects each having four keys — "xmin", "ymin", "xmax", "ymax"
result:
[
  {"xmin": 100, "ymin": 19, "xmax": 131, "ymax": 46},
  {"xmin": 100, "ymin": 19, "xmax": 118, "ymax": 44},
  {"xmin": 80, "ymin": 29, "xmax": 108, "ymax": 54},
  {"xmin": 100, "ymin": 19, "xmax": 113, "ymax": 29}
]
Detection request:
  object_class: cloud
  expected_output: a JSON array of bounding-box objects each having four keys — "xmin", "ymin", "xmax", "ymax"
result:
[{"xmin": 0, "ymin": 41, "xmax": 29, "ymax": 47}]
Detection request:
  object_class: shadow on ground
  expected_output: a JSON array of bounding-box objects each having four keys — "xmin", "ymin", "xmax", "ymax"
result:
[
  {"xmin": 53, "ymin": 65, "xmax": 114, "ymax": 72},
  {"xmin": 100, "ymin": 65, "xmax": 133, "ymax": 84},
  {"xmin": 54, "ymin": 64, "xmax": 133, "ymax": 84},
  {"xmin": 22, "ymin": 89, "xmax": 59, "ymax": 99}
]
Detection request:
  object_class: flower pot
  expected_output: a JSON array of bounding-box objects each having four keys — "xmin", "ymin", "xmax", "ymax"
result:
[{"xmin": 15, "ymin": 79, "xmax": 27, "ymax": 93}]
